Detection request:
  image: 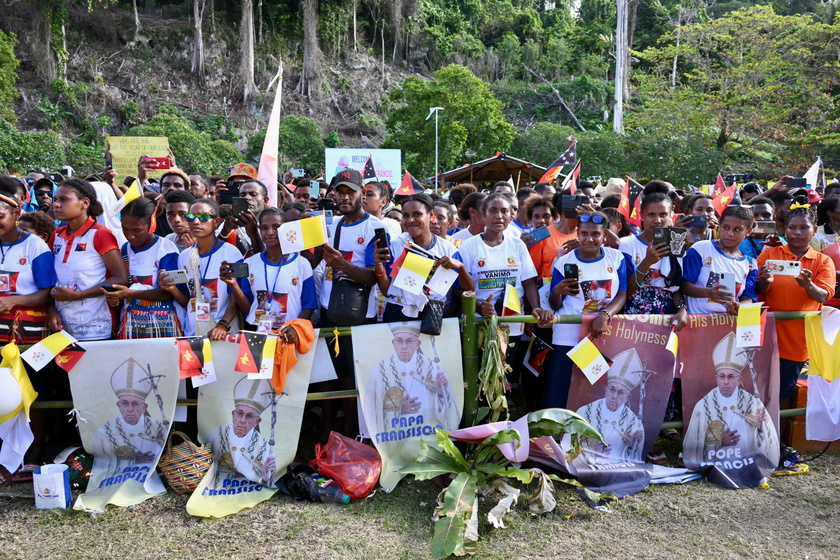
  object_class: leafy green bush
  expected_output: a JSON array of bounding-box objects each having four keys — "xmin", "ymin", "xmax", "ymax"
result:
[
  {"xmin": 0, "ymin": 31, "xmax": 19, "ymax": 125},
  {"xmin": 247, "ymin": 116, "xmax": 325, "ymax": 173},
  {"xmin": 125, "ymin": 114, "xmax": 243, "ymax": 174},
  {"xmin": 0, "ymin": 120, "xmax": 65, "ymax": 173}
]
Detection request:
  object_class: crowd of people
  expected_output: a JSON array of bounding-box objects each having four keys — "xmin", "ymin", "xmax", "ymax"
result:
[{"xmin": 1, "ymin": 156, "xmax": 838, "ymax": 484}]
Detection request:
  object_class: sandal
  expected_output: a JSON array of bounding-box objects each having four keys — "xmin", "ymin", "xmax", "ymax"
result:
[
  {"xmin": 12, "ymin": 463, "xmax": 38, "ymax": 483},
  {"xmin": 662, "ymin": 428, "xmax": 681, "ymax": 441},
  {"xmin": 646, "ymin": 446, "xmax": 668, "ymax": 465},
  {"xmin": 0, "ymin": 465, "xmax": 12, "ymax": 486}
]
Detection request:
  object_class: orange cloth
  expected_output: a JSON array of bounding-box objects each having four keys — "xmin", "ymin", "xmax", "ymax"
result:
[
  {"xmin": 757, "ymin": 245, "xmax": 836, "ymax": 362},
  {"xmin": 528, "ymin": 225, "xmax": 577, "ymax": 279},
  {"xmin": 272, "ymin": 318, "xmax": 316, "ymax": 394},
  {"xmin": 822, "ymin": 241, "xmax": 840, "ymax": 307}
]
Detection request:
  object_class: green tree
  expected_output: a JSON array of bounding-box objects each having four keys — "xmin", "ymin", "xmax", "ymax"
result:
[
  {"xmin": 383, "ymin": 64, "xmax": 516, "ymax": 177},
  {"xmin": 0, "ymin": 121, "xmax": 65, "ymax": 173},
  {"xmin": 247, "ymin": 116, "xmax": 325, "ymax": 172},
  {"xmin": 0, "ymin": 31, "xmax": 20, "ymax": 124},
  {"xmin": 126, "ymin": 114, "xmax": 242, "ymax": 174},
  {"xmin": 631, "ymin": 6, "xmax": 840, "ymax": 173}
]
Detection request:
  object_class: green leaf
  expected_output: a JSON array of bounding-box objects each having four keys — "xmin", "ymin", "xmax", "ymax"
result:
[
  {"xmin": 436, "ymin": 430, "xmax": 471, "ymax": 472},
  {"xmin": 482, "ymin": 428, "xmax": 523, "ymax": 447},
  {"xmin": 474, "ymin": 407, "xmax": 491, "ymax": 424},
  {"xmin": 528, "ymin": 408, "xmax": 603, "ymax": 441},
  {"xmin": 401, "ymin": 440, "xmax": 465, "ymax": 480},
  {"xmin": 475, "ymin": 463, "xmax": 505, "ymax": 475},
  {"xmin": 431, "ymin": 472, "xmax": 478, "ymax": 560},
  {"xmin": 496, "ymin": 467, "xmax": 534, "ymax": 484}
]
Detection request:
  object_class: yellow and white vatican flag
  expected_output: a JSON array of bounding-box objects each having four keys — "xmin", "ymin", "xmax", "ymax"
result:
[
  {"xmin": 736, "ymin": 302, "xmax": 764, "ymax": 348},
  {"xmin": 21, "ymin": 330, "xmax": 77, "ymax": 371},
  {"xmin": 566, "ymin": 337, "xmax": 611, "ymax": 385},
  {"xmin": 0, "ymin": 342, "xmax": 38, "ymax": 475},
  {"xmin": 804, "ymin": 308, "xmax": 840, "ymax": 441}
]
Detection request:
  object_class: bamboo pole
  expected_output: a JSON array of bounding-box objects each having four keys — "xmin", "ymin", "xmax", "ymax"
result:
[{"xmin": 461, "ymin": 291, "xmax": 479, "ymax": 426}]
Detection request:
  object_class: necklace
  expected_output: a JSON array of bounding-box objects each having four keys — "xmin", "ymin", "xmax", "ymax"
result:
[{"xmin": 0, "ymin": 230, "xmax": 23, "ymax": 265}]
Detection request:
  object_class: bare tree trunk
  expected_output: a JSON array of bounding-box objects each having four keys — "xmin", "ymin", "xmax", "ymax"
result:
[
  {"xmin": 388, "ymin": 0, "xmax": 403, "ymax": 64},
  {"xmin": 192, "ymin": 0, "xmax": 206, "ymax": 83},
  {"xmin": 241, "ymin": 0, "xmax": 258, "ymax": 106},
  {"xmin": 132, "ymin": 0, "xmax": 142, "ymax": 34},
  {"xmin": 671, "ymin": 15, "xmax": 682, "ymax": 87},
  {"xmin": 257, "ymin": 0, "xmax": 263, "ymax": 45},
  {"xmin": 296, "ymin": 0, "xmax": 322, "ymax": 100},
  {"xmin": 614, "ymin": 0, "xmax": 627, "ymax": 134},
  {"xmin": 353, "ymin": 0, "xmax": 358, "ymax": 52},
  {"xmin": 625, "ymin": 0, "xmax": 640, "ymax": 98}
]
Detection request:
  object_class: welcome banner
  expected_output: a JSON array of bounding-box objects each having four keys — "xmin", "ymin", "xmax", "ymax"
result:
[
  {"xmin": 354, "ymin": 319, "xmax": 464, "ymax": 492},
  {"xmin": 68, "ymin": 338, "xmax": 180, "ymax": 511}
]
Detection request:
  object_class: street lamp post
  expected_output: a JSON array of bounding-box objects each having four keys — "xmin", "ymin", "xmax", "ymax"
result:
[{"xmin": 426, "ymin": 106, "xmax": 443, "ymax": 192}]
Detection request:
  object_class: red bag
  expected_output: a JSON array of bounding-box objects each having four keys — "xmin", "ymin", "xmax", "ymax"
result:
[{"xmin": 310, "ymin": 431, "xmax": 382, "ymax": 500}]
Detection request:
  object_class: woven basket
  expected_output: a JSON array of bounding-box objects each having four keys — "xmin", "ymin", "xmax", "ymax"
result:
[{"xmin": 158, "ymin": 431, "xmax": 212, "ymax": 495}]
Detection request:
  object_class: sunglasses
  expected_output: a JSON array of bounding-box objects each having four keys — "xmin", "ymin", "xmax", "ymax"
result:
[
  {"xmin": 579, "ymin": 214, "xmax": 606, "ymax": 224},
  {"xmin": 186, "ymin": 213, "xmax": 217, "ymax": 222}
]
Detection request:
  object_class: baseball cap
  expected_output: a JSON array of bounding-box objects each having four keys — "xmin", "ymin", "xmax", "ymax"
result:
[{"xmin": 332, "ymin": 168, "xmax": 363, "ymax": 191}]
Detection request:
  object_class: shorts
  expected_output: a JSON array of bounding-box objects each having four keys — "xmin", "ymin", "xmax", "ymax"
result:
[{"xmin": 779, "ymin": 358, "xmax": 805, "ymax": 399}]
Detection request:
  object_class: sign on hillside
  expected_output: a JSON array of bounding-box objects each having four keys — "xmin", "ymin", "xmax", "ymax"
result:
[{"xmin": 325, "ymin": 149, "xmax": 401, "ymax": 185}]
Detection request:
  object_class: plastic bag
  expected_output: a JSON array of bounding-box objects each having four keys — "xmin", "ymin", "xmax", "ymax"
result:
[{"xmin": 310, "ymin": 431, "xmax": 382, "ymax": 500}]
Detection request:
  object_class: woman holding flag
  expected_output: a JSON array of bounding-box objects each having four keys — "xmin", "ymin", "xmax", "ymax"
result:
[
  {"xmin": 455, "ymin": 193, "xmax": 547, "ymax": 336},
  {"xmin": 226, "ymin": 207, "xmax": 317, "ymax": 337},
  {"xmin": 373, "ymin": 194, "xmax": 473, "ymax": 321},
  {"xmin": 538, "ymin": 210, "xmax": 630, "ymax": 409}
]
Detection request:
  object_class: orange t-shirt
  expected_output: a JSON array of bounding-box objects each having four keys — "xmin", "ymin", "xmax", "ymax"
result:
[
  {"xmin": 757, "ymin": 245, "xmax": 836, "ymax": 362},
  {"xmin": 528, "ymin": 226, "xmax": 577, "ymax": 279}
]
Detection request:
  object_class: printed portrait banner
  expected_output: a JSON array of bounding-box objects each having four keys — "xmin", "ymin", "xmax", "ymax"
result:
[
  {"xmin": 354, "ymin": 319, "xmax": 464, "ymax": 492},
  {"xmin": 66, "ymin": 338, "xmax": 181, "ymax": 511},
  {"xmin": 564, "ymin": 315, "xmax": 696, "ymax": 498},
  {"xmin": 325, "ymin": 148, "xmax": 402, "ymax": 184},
  {"xmin": 187, "ymin": 337, "xmax": 315, "ymax": 518},
  {"xmin": 679, "ymin": 313, "xmax": 780, "ymax": 488}
]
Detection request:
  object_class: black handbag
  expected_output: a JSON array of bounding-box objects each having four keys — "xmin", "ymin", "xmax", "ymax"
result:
[
  {"xmin": 420, "ymin": 298, "xmax": 445, "ymax": 336},
  {"xmin": 326, "ymin": 218, "xmax": 372, "ymax": 326}
]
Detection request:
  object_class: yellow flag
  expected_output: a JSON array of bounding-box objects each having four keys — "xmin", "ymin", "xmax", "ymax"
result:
[
  {"xmin": 566, "ymin": 337, "xmax": 610, "ymax": 384},
  {"xmin": 503, "ymin": 283, "xmax": 521, "ymax": 314}
]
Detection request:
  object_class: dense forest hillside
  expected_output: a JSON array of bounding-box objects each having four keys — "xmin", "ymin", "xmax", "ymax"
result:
[{"xmin": 0, "ymin": 0, "xmax": 838, "ymax": 184}]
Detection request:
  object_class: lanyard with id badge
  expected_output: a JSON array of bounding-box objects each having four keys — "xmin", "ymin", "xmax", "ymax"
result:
[{"xmin": 255, "ymin": 257, "xmax": 287, "ymax": 333}]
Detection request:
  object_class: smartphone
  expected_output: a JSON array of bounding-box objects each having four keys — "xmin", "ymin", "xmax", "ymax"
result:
[
  {"xmin": 522, "ymin": 225, "xmax": 551, "ymax": 248},
  {"xmin": 317, "ymin": 198, "xmax": 335, "ymax": 212},
  {"xmin": 786, "ymin": 178, "xmax": 807, "ymax": 190},
  {"xmin": 766, "ymin": 260, "xmax": 801, "ymax": 276},
  {"xmin": 231, "ymin": 197, "xmax": 250, "ymax": 216},
  {"xmin": 718, "ymin": 273, "xmax": 736, "ymax": 298},
  {"xmin": 222, "ymin": 262, "xmax": 249, "ymax": 279},
  {"xmin": 165, "ymin": 269, "xmax": 189, "ymax": 285},
  {"xmin": 101, "ymin": 285, "xmax": 119, "ymax": 293},
  {"xmin": 686, "ymin": 215, "xmax": 707, "ymax": 228},
  {"xmin": 561, "ymin": 195, "xmax": 589, "ymax": 219},
  {"xmin": 653, "ymin": 227, "xmax": 688, "ymax": 257},
  {"xmin": 310, "ymin": 180, "xmax": 320, "ymax": 190},
  {"xmin": 374, "ymin": 227, "xmax": 389, "ymax": 253},
  {"xmin": 144, "ymin": 156, "xmax": 171, "ymax": 170},
  {"xmin": 563, "ymin": 263, "xmax": 580, "ymax": 294},
  {"xmin": 753, "ymin": 221, "xmax": 776, "ymax": 236},
  {"xmin": 104, "ymin": 151, "xmax": 113, "ymax": 168},
  {"xmin": 219, "ymin": 180, "xmax": 243, "ymax": 204},
  {"xmin": 290, "ymin": 168, "xmax": 305, "ymax": 178}
]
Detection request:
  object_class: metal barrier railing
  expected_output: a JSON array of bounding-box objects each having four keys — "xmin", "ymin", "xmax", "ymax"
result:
[{"xmin": 29, "ymin": 293, "xmax": 818, "ymax": 432}]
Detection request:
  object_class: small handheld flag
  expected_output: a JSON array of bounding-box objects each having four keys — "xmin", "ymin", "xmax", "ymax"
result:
[
  {"xmin": 538, "ymin": 139, "xmax": 576, "ymax": 184},
  {"xmin": 567, "ymin": 337, "xmax": 611, "ymax": 384}
]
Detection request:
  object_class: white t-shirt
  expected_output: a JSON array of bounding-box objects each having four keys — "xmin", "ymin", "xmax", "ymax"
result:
[
  {"xmin": 451, "ymin": 225, "xmax": 521, "ymax": 242},
  {"xmin": 454, "ymin": 234, "xmax": 537, "ymax": 336},
  {"xmin": 619, "ymin": 234, "xmax": 680, "ymax": 292},
  {"xmin": 682, "ymin": 240, "xmax": 757, "ymax": 314},
  {"xmin": 50, "ymin": 218, "xmax": 121, "ymax": 341},
  {"xmin": 0, "ymin": 232, "xmax": 56, "ymax": 343},
  {"xmin": 242, "ymin": 252, "xmax": 317, "ymax": 328},
  {"xmin": 381, "ymin": 216, "xmax": 403, "ymax": 240},
  {"xmin": 123, "ymin": 236, "xmax": 180, "ymax": 290},
  {"xmin": 176, "ymin": 240, "xmax": 245, "ymax": 336},
  {"xmin": 550, "ymin": 247, "xmax": 630, "ymax": 347},
  {"xmin": 320, "ymin": 213, "xmax": 386, "ymax": 319}
]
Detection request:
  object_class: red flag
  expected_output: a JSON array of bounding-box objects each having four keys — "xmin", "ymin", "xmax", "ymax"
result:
[
  {"xmin": 389, "ymin": 247, "xmax": 409, "ymax": 279},
  {"xmin": 54, "ymin": 343, "xmax": 86, "ymax": 372},
  {"xmin": 712, "ymin": 184, "xmax": 737, "ymax": 216},
  {"xmin": 538, "ymin": 140, "xmax": 576, "ymax": 184},
  {"xmin": 177, "ymin": 337, "xmax": 206, "ymax": 379},
  {"xmin": 396, "ymin": 171, "xmax": 423, "ymax": 196},
  {"xmin": 712, "ymin": 173, "xmax": 726, "ymax": 198},
  {"xmin": 235, "ymin": 332, "xmax": 268, "ymax": 375},
  {"xmin": 618, "ymin": 178, "xmax": 644, "ymax": 227}
]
